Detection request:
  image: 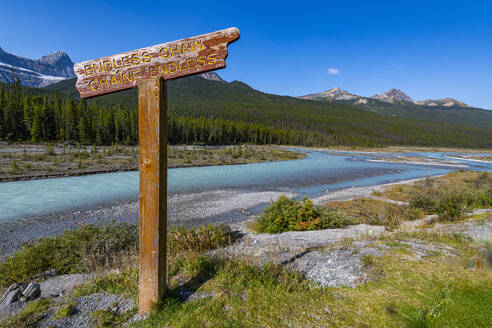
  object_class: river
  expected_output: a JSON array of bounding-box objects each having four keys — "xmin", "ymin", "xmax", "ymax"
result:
[{"xmin": 1, "ymin": 149, "xmax": 491, "ymax": 223}]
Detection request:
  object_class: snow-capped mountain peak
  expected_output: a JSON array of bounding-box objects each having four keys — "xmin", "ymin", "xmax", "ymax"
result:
[
  {"xmin": 0, "ymin": 47, "xmax": 75, "ymax": 87},
  {"xmin": 371, "ymin": 88, "xmax": 414, "ymax": 103},
  {"xmin": 299, "ymin": 86, "xmax": 360, "ymax": 101}
]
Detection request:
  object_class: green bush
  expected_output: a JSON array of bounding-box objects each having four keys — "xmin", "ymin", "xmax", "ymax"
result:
[
  {"xmin": 409, "ymin": 186, "xmax": 492, "ymax": 222},
  {"xmin": 467, "ymin": 189, "xmax": 492, "ymax": 208},
  {"xmin": 434, "ymin": 190, "xmax": 467, "ymax": 221},
  {"xmin": 253, "ymin": 195, "xmax": 352, "ymax": 233}
]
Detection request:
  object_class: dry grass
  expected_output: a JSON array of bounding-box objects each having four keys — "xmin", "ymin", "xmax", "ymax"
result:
[
  {"xmin": 0, "ymin": 143, "xmax": 305, "ymax": 181},
  {"xmin": 375, "ymin": 171, "xmax": 492, "ymax": 202},
  {"xmin": 298, "ymin": 145, "xmax": 492, "ymax": 153},
  {"xmin": 324, "ymin": 198, "xmax": 395, "ymax": 223}
]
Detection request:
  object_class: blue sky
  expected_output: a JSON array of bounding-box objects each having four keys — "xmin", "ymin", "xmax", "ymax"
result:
[{"xmin": 1, "ymin": 0, "xmax": 492, "ymax": 109}]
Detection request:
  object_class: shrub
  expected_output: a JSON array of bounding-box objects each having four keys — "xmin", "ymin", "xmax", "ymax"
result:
[
  {"xmin": 45, "ymin": 145, "xmax": 55, "ymax": 156},
  {"xmin": 408, "ymin": 181, "xmax": 492, "ymax": 221},
  {"xmin": 467, "ymin": 189, "xmax": 492, "ymax": 208},
  {"xmin": 434, "ymin": 190, "xmax": 468, "ymax": 221},
  {"xmin": 253, "ymin": 195, "xmax": 352, "ymax": 233}
]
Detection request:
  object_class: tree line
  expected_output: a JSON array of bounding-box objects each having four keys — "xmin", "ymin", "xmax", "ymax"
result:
[
  {"xmin": 1, "ymin": 80, "xmax": 491, "ymax": 148},
  {"xmin": 0, "ymin": 81, "xmax": 357, "ymax": 147}
]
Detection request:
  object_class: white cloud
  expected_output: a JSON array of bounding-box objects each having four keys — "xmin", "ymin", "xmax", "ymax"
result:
[{"xmin": 328, "ymin": 68, "xmax": 340, "ymax": 75}]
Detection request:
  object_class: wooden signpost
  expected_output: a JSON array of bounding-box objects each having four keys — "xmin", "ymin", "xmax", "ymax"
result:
[{"xmin": 74, "ymin": 27, "xmax": 240, "ymax": 313}]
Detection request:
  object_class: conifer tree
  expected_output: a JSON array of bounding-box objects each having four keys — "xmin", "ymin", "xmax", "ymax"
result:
[{"xmin": 31, "ymin": 105, "xmax": 41, "ymax": 142}]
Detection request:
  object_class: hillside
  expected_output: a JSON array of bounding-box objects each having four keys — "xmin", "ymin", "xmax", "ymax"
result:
[
  {"xmin": 299, "ymin": 87, "xmax": 492, "ymax": 129},
  {"xmin": 1, "ymin": 76, "xmax": 492, "ymax": 148}
]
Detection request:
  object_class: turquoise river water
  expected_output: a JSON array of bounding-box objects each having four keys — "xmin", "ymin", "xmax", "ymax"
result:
[{"xmin": 0, "ymin": 150, "xmax": 491, "ymax": 222}]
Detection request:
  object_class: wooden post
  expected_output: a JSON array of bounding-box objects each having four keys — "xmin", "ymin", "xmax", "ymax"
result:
[
  {"xmin": 138, "ymin": 77, "xmax": 167, "ymax": 314},
  {"xmin": 73, "ymin": 27, "xmax": 239, "ymax": 315}
]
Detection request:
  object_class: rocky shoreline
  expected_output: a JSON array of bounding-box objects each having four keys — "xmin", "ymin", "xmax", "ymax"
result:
[{"xmin": 0, "ymin": 175, "xmax": 462, "ymax": 260}]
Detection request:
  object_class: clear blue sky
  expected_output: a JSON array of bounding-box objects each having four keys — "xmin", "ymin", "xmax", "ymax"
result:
[{"xmin": 1, "ymin": 0, "xmax": 492, "ymax": 109}]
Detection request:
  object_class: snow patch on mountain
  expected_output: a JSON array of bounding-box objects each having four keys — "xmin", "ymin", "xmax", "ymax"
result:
[{"xmin": 0, "ymin": 47, "xmax": 74, "ymax": 87}]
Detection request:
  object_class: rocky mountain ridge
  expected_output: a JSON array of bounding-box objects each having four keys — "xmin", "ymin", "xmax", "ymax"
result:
[
  {"xmin": 299, "ymin": 87, "xmax": 472, "ymax": 109},
  {"xmin": 0, "ymin": 47, "xmax": 226, "ymax": 88},
  {"xmin": 0, "ymin": 47, "xmax": 75, "ymax": 87}
]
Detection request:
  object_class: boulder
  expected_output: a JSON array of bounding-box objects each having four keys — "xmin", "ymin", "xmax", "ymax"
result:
[
  {"xmin": 0, "ymin": 283, "xmax": 22, "ymax": 311},
  {"xmin": 20, "ymin": 283, "xmax": 41, "ymax": 302}
]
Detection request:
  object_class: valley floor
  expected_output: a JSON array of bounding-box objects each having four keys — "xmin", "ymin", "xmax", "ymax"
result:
[{"xmin": 1, "ymin": 171, "xmax": 491, "ymax": 327}]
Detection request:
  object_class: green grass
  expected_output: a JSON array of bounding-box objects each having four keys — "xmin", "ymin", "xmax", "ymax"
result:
[
  {"xmin": 1, "ymin": 218, "xmax": 491, "ymax": 327},
  {"xmin": 373, "ymin": 171, "xmax": 492, "ymax": 222},
  {"xmin": 0, "ymin": 222, "xmax": 138, "ymax": 287},
  {"xmin": 0, "ymin": 298, "xmax": 50, "ymax": 328},
  {"xmin": 0, "ymin": 222, "xmax": 235, "ymax": 288},
  {"xmin": 91, "ymin": 309, "xmax": 135, "ymax": 328},
  {"xmin": 54, "ymin": 302, "xmax": 76, "ymax": 319},
  {"xmin": 120, "ymin": 248, "xmax": 491, "ymax": 328}
]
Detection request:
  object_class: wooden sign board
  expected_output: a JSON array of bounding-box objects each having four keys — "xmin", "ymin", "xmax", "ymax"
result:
[
  {"xmin": 73, "ymin": 27, "xmax": 239, "ymax": 314},
  {"xmin": 74, "ymin": 27, "xmax": 240, "ymax": 98}
]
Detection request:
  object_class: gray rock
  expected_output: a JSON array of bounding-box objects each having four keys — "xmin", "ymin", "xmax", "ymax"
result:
[
  {"xmin": 185, "ymin": 291, "xmax": 216, "ymax": 303},
  {"xmin": 0, "ymin": 283, "xmax": 22, "ymax": 310},
  {"xmin": 38, "ymin": 293, "xmax": 134, "ymax": 328},
  {"xmin": 292, "ymin": 245, "xmax": 384, "ymax": 287},
  {"xmin": 40, "ymin": 273, "xmax": 92, "ymax": 298},
  {"xmin": 20, "ymin": 283, "xmax": 41, "ymax": 302}
]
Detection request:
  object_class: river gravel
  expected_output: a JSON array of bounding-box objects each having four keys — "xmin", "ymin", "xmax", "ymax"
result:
[{"xmin": 0, "ymin": 189, "xmax": 295, "ymax": 260}]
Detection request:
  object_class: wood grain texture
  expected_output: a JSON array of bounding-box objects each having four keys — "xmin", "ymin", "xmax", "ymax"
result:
[
  {"xmin": 138, "ymin": 77, "xmax": 167, "ymax": 314},
  {"xmin": 74, "ymin": 27, "xmax": 239, "ymax": 98}
]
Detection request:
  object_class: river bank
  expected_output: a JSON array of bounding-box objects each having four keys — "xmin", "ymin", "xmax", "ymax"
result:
[
  {"xmin": 0, "ymin": 175, "xmax": 450, "ymax": 261},
  {"xmin": 1, "ymin": 171, "xmax": 491, "ymax": 327},
  {"xmin": 0, "ymin": 143, "xmax": 304, "ymax": 182}
]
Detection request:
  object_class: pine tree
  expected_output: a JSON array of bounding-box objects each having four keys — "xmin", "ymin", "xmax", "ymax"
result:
[
  {"xmin": 31, "ymin": 105, "xmax": 41, "ymax": 142},
  {"xmin": 23, "ymin": 95, "xmax": 33, "ymax": 136},
  {"xmin": 0, "ymin": 85, "xmax": 6, "ymax": 138}
]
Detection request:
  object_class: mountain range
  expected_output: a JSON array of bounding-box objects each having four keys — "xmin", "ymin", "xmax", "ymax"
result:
[
  {"xmin": 0, "ymin": 47, "xmax": 224, "ymax": 88},
  {"xmin": 1, "ymin": 48, "xmax": 491, "ymax": 146},
  {"xmin": 299, "ymin": 87, "xmax": 472, "ymax": 109},
  {"xmin": 0, "ymin": 47, "xmax": 75, "ymax": 87}
]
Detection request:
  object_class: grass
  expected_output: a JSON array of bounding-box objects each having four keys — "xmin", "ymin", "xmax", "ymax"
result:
[
  {"xmin": 252, "ymin": 195, "xmax": 352, "ymax": 233},
  {"xmin": 1, "ymin": 218, "xmax": 491, "ymax": 327},
  {"xmin": 91, "ymin": 309, "xmax": 135, "ymax": 328},
  {"xmin": 0, "ymin": 222, "xmax": 235, "ymax": 288},
  {"xmin": 5, "ymin": 232, "xmax": 487, "ymax": 328},
  {"xmin": 119, "ymin": 239, "xmax": 490, "ymax": 328},
  {"xmin": 0, "ymin": 222, "xmax": 138, "ymax": 287},
  {"xmin": 377, "ymin": 171, "xmax": 491, "ymax": 202},
  {"xmin": 372, "ymin": 171, "xmax": 492, "ymax": 222},
  {"xmin": 0, "ymin": 142, "xmax": 305, "ymax": 181},
  {"xmin": 54, "ymin": 301, "xmax": 76, "ymax": 319},
  {"xmin": 0, "ymin": 298, "xmax": 50, "ymax": 328}
]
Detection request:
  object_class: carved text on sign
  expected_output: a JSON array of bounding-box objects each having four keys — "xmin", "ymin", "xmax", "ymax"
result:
[{"xmin": 74, "ymin": 27, "xmax": 240, "ymax": 98}]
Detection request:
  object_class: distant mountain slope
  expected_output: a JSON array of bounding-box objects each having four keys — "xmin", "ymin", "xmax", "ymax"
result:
[
  {"xmin": 298, "ymin": 87, "xmax": 360, "ymax": 101},
  {"xmin": 1, "ymin": 73, "xmax": 491, "ymax": 148},
  {"xmin": 371, "ymin": 88, "xmax": 414, "ymax": 103},
  {"xmin": 415, "ymin": 98, "xmax": 471, "ymax": 108},
  {"xmin": 0, "ymin": 47, "xmax": 74, "ymax": 87},
  {"xmin": 38, "ymin": 74, "xmax": 492, "ymax": 148},
  {"xmin": 298, "ymin": 87, "xmax": 491, "ymax": 129}
]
